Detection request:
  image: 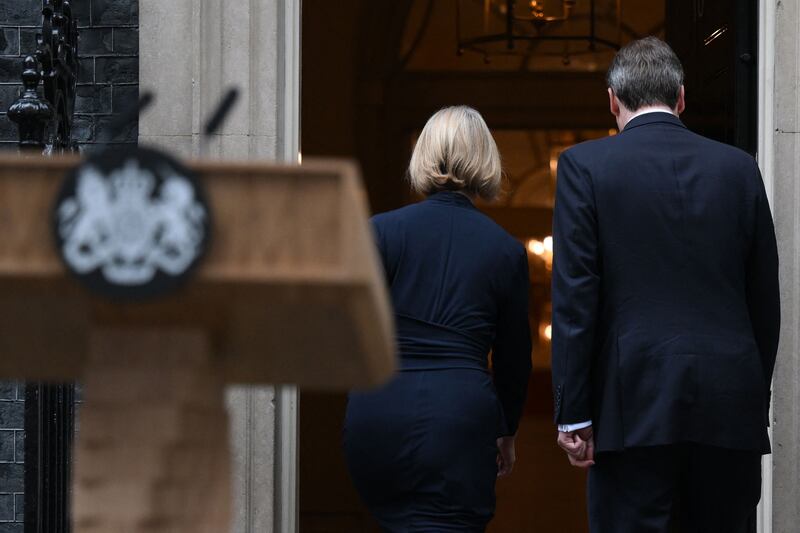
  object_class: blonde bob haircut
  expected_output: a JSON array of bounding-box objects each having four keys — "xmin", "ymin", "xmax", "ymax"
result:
[{"xmin": 408, "ymin": 106, "xmax": 502, "ymax": 201}]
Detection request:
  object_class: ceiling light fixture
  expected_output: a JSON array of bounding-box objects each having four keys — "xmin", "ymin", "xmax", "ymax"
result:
[{"xmin": 456, "ymin": 0, "xmax": 622, "ymax": 65}]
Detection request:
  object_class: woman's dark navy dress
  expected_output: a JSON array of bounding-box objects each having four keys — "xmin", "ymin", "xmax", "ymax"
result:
[{"xmin": 344, "ymin": 191, "xmax": 533, "ymax": 532}]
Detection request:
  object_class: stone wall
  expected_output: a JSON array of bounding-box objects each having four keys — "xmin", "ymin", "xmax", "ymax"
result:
[
  {"xmin": 0, "ymin": 0, "xmax": 139, "ymax": 152},
  {"xmin": 0, "ymin": 384, "xmax": 23, "ymax": 533}
]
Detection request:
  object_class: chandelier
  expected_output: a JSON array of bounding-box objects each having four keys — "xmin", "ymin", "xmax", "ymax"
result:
[{"xmin": 456, "ymin": 0, "xmax": 622, "ymax": 64}]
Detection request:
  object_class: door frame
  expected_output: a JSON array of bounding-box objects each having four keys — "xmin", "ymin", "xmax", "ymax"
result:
[
  {"xmin": 275, "ymin": 1, "xmax": 302, "ymax": 532},
  {"xmin": 756, "ymin": 0, "xmax": 774, "ymax": 531}
]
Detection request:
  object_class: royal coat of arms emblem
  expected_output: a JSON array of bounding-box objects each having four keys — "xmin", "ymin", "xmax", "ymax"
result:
[{"xmin": 54, "ymin": 146, "xmax": 211, "ymax": 299}]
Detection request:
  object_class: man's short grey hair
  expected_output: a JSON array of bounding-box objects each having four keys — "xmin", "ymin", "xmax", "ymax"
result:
[{"xmin": 606, "ymin": 36, "xmax": 685, "ymax": 112}]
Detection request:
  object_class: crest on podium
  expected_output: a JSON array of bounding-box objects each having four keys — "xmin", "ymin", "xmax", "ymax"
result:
[{"xmin": 54, "ymin": 146, "xmax": 211, "ymax": 299}]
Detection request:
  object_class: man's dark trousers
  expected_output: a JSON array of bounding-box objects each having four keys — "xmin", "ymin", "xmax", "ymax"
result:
[{"xmin": 588, "ymin": 444, "xmax": 761, "ymax": 533}]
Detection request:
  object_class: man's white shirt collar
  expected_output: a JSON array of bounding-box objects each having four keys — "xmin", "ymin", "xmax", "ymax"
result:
[{"xmin": 624, "ymin": 107, "xmax": 676, "ymax": 128}]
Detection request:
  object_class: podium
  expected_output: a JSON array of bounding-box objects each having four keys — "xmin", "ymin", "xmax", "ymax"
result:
[{"xmin": 0, "ymin": 154, "xmax": 395, "ymax": 531}]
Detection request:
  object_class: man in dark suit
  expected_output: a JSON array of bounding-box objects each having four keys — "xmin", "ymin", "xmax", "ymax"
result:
[{"xmin": 551, "ymin": 37, "xmax": 780, "ymax": 532}]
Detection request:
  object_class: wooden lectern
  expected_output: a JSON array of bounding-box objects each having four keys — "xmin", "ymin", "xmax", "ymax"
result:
[{"xmin": 0, "ymin": 155, "xmax": 395, "ymax": 532}]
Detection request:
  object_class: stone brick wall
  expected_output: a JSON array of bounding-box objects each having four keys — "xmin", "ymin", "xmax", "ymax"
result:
[
  {"xmin": 0, "ymin": 1, "xmax": 138, "ymax": 530},
  {"xmin": 0, "ymin": 384, "xmax": 24, "ymax": 533},
  {"xmin": 0, "ymin": 0, "xmax": 139, "ymax": 152}
]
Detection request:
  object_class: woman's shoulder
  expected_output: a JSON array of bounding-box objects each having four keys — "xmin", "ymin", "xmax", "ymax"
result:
[
  {"xmin": 373, "ymin": 202, "xmax": 522, "ymax": 251},
  {"xmin": 371, "ymin": 200, "xmax": 452, "ymax": 229},
  {"xmin": 371, "ymin": 203, "xmax": 417, "ymax": 231},
  {"xmin": 371, "ymin": 204, "xmax": 412, "ymax": 223}
]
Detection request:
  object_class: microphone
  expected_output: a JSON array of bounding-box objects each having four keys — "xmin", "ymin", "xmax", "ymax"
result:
[
  {"xmin": 200, "ymin": 87, "xmax": 241, "ymax": 157},
  {"xmin": 107, "ymin": 91, "xmax": 154, "ymax": 143},
  {"xmin": 203, "ymin": 88, "xmax": 240, "ymax": 137}
]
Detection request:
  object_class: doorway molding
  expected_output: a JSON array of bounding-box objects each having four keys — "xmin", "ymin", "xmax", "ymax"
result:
[
  {"xmin": 275, "ymin": 1, "xmax": 302, "ymax": 532},
  {"xmin": 756, "ymin": 0, "xmax": 775, "ymax": 531}
]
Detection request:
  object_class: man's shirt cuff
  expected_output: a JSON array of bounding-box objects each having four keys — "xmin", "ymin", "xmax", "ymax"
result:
[{"xmin": 558, "ymin": 420, "xmax": 593, "ymax": 432}]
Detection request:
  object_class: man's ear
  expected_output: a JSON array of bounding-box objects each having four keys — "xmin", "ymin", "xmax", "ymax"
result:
[
  {"xmin": 676, "ymin": 85, "xmax": 686, "ymax": 115},
  {"xmin": 608, "ymin": 88, "xmax": 620, "ymax": 117}
]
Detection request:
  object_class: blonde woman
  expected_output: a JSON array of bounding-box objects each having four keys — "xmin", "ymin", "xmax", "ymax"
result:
[{"xmin": 344, "ymin": 106, "xmax": 532, "ymax": 531}]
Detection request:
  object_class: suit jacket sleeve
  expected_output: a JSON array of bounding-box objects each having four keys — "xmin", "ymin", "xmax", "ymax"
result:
[
  {"xmin": 551, "ymin": 150, "xmax": 600, "ymax": 425},
  {"xmin": 492, "ymin": 247, "xmax": 533, "ymax": 436},
  {"xmin": 746, "ymin": 164, "xmax": 780, "ymax": 400}
]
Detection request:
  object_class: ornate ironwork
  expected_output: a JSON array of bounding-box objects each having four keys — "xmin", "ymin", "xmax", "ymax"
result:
[
  {"xmin": 8, "ymin": 57, "xmax": 53, "ymax": 150},
  {"xmin": 8, "ymin": 0, "xmax": 79, "ymax": 153}
]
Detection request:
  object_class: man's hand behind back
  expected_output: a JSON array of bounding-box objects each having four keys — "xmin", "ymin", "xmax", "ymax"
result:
[{"xmin": 557, "ymin": 426, "xmax": 595, "ymax": 469}]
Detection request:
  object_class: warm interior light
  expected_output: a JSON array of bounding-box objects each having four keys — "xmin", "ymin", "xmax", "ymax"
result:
[
  {"xmin": 528, "ymin": 239, "xmax": 545, "ymax": 256},
  {"xmin": 544, "ymin": 324, "xmax": 552, "ymax": 340},
  {"xmin": 543, "ymin": 236, "xmax": 553, "ymax": 253}
]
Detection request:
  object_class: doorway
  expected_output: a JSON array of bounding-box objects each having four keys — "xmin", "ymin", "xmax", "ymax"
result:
[{"xmin": 298, "ymin": 1, "xmax": 758, "ymax": 531}]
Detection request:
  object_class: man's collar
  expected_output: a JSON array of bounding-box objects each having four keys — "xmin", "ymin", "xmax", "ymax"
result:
[
  {"xmin": 622, "ymin": 109, "xmax": 686, "ymax": 132},
  {"xmin": 628, "ymin": 107, "xmax": 675, "ymax": 122}
]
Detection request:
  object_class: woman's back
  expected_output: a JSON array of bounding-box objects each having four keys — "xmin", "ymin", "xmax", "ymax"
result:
[
  {"xmin": 374, "ymin": 191, "xmax": 529, "ymax": 376},
  {"xmin": 343, "ymin": 106, "xmax": 532, "ymax": 533},
  {"xmin": 375, "ymin": 191, "xmax": 523, "ymax": 340}
]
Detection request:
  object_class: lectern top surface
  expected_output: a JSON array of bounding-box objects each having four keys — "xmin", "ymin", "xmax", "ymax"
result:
[{"xmin": 0, "ymin": 154, "xmax": 395, "ymax": 389}]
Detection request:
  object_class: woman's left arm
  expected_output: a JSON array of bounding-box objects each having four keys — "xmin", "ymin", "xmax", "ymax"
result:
[{"xmin": 492, "ymin": 248, "xmax": 533, "ymax": 437}]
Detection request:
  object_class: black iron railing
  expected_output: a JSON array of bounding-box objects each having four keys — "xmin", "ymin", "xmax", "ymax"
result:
[
  {"xmin": 8, "ymin": 0, "xmax": 79, "ymax": 153},
  {"xmin": 7, "ymin": 2, "xmax": 80, "ymax": 533},
  {"xmin": 23, "ymin": 384, "xmax": 75, "ymax": 533}
]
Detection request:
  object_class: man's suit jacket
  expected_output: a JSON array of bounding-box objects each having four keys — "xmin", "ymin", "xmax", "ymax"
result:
[{"xmin": 551, "ymin": 112, "xmax": 780, "ymax": 454}]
